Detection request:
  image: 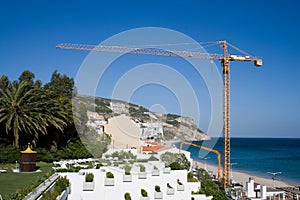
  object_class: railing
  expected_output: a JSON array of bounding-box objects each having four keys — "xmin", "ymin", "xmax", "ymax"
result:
[{"xmin": 24, "ymin": 173, "xmax": 59, "ymax": 200}]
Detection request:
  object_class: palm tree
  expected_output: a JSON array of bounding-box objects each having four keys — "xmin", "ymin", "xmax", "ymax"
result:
[{"xmin": 0, "ymin": 81, "xmax": 70, "ymax": 147}]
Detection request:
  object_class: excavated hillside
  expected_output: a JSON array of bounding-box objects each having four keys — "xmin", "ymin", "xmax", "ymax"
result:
[{"xmin": 74, "ymin": 95, "xmax": 210, "ymax": 141}]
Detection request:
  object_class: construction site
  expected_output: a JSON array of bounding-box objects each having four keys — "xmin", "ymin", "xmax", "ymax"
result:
[{"xmin": 57, "ymin": 40, "xmax": 262, "ymax": 189}]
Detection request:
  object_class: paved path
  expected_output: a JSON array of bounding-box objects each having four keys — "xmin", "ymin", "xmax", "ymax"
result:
[{"xmin": 25, "ymin": 173, "xmax": 59, "ymax": 200}]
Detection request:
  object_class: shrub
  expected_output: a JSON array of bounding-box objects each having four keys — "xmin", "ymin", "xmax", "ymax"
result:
[
  {"xmin": 124, "ymin": 164, "xmax": 131, "ymax": 174},
  {"xmin": 36, "ymin": 148, "xmax": 55, "ymax": 163},
  {"xmin": 196, "ymin": 168, "xmax": 227, "ymax": 200},
  {"xmin": 169, "ymin": 162, "xmax": 182, "ymax": 170},
  {"xmin": 105, "ymin": 150, "xmax": 136, "ymax": 160},
  {"xmin": 136, "ymin": 159, "xmax": 148, "ymax": 163},
  {"xmin": 167, "ymin": 183, "xmax": 172, "ymax": 188},
  {"xmin": 124, "ymin": 164, "xmax": 131, "ymax": 175},
  {"xmin": 153, "ymin": 165, "xmax": 158, "ymax": 170},
  {"xmin": 56, "ymin": 176, "xmax": 70, "ymax": 191},
  {"xmin": 96, "ymin": 163, "xmax": 102, "ymax": 169},
  {"xmin": 187, "ymin": 171, "xmax": 194, "ymax": 179},
  {"xmin": 155, "ymin": 185, "xmax": 161, "ymax": 192},
  {"xmin": 55, "ymin": 165, "xmax": 82, "ymax": 173},
  {"xmin": 192, "ymin": 190, "xmax": 201, "ymax": 194},
  {"xmin": 129, "ymin": 160, "xmax": 135, "ymax": 164},
  {"xmin": 160, "ymin": 152, "xmax": 190, "ymax": 170},
  {"xmin": 42, "ymin": 190, "xmax": 56, "ymax": 200},
  {"xmin": 42, "ymin": 176, "xmax": 70, "ymax": 200},
  {"xmin": 148, "ymin": 155, "xmax": 159, "ymax": 161},
  {"xmin": 0, "ymin": 144, "xmax": 20, "ymax": 163},
  {"xmin": 125, "ymin": 170, "xmax": 131, "ymax": 175},
  {"xmin": 187, "ymin": 172, "xmax": 198, "ymax": 182},
  {"xmin": 85, "ymin": 173, "xmax": 94, "ymax": 182},
  {"xmin": 124, "ymin": 192, "xmax": 132, "ymax": 200},
  {"xmin": 106, "ymin": 171, "xmax": 114, "ymax": 178},
  {"xmin": 166, "ymin": 113, "xmax": 180, "ymax": 120},
  {"xmin": 55, "ymin": 168, "xmax": 68, "ymax": 173},
  {"xmin": 141, "ymin": 189, "xmax": 148, "ymax": 197},
  {"xmin": 61, "ymin": 139, "xmax": 92, "ymax": 159},
  {"xmin": 177, "ymin": 179, "xmax": 183, "ymax": 185},
  {"xmin": 166, "ymin": 119, "xmax": 180, "ymax": 127},
  {"xmin": 139, "ymin": 164, "xmax": 145, "ymax": 172}
]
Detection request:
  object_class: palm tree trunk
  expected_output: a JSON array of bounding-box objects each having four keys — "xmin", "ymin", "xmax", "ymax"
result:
[{"xmin": 14, "ymin": 133, "xmax": 19, "ymax": 148}]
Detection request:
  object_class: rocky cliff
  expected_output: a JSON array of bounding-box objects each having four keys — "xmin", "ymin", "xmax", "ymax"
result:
[{"xmin": 75, "ymin": 95, "xmax": 210, "ymax": 141}]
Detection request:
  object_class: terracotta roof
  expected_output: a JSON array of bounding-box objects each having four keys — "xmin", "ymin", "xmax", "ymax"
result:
[{"xmin": 142, "ymin": 145, "xmax": 168, "ymax": 153}]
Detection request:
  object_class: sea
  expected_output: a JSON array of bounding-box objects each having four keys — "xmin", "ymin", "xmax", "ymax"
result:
[{"xmin": 176, "ymin": 138, "xmax": 300, "ymax": 185}]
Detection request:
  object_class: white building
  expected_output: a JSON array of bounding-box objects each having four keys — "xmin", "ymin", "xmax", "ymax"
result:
[
  {"xmin": 140, "ymin": 122, "xmax": 164, "ymax": 140},
  {"xmin": 52, "ymin": 146, "xmax": 213, "ymax": 200},
  {"xmin": 60, "ymin": 163, "xmax": 212, "ymax": 200},
  {"xmin": 246, "ymin": 177, "xmax": 285, "ymax": 200}
]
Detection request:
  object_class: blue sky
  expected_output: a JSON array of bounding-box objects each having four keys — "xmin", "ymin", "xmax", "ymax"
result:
[{"xmin": 0, "ymin": 0, "xmax": 299, "ymax": 138}]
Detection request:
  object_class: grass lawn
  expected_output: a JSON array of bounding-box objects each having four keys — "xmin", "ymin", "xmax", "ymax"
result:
[{"xmin": 0, "ymin": 162, "xmax": 53, "ymax": 199}]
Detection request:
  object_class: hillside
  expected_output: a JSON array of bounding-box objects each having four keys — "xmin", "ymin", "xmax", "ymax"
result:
[{"xmin": 74, "ymin": 95, "xmax": 210, "ymax": 141}]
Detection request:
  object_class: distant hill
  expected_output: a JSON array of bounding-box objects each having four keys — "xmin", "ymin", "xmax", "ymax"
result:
[{"xmin": 74, "ymin": 95, "xmax": 210, "ymax": 141}]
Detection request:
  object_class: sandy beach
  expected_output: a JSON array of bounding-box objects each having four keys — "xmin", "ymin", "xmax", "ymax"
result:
[
  {"xmin": 103, "ymin": 116, "xmax": 296, "ymax": 188},
  {"xmin": 195, "ymin": 161, "xmax": 294, "ymax": 187},
  {"xmin": 105, "ymin": 115, "xmax": 141, "ymax": 149}
]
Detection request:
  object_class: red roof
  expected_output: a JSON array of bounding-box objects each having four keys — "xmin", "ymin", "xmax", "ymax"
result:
[{"xmin": 142, "ymin": 145, "xmax": 168, "ymax": 153}]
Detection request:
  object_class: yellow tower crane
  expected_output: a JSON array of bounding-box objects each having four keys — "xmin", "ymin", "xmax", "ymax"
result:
[{"xmin": 56, "ymin": 40, "xmax": 262, "ymax": 188}]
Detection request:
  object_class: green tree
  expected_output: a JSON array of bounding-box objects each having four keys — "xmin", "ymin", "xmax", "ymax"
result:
[
  {"xmin": 160, "ymin": 152, "xmax": 190, "ymax": 170},
  {"xmin": 17, "ymin": 70, "xmax": 42, "ymax": 89},
  {"xmin": 0, "ymin": 81, "xmax": 69, "ymax": 147},
  {"xmin": 18, "ymin": 70, "xmax": 35, "ymax": 85},
  {"xmin": 196, "ymin": 168, "xmax": 227, "ymax": 200},
  {"xmin": 0, "ymin": 75, "xmax": 11, "ymax": 89},
  {"xmin": 44, "ymin": 70, "xmax": 75, "ymax": 98}
]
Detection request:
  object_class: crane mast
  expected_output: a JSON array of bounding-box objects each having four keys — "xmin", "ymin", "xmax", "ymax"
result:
[
  {"xmin": 219, "ymin": 40, "xmax": 231, "ymax": 188},
  {"xmin": 56, "ymin": 40, "xmax": 262, "ymax": 188}
]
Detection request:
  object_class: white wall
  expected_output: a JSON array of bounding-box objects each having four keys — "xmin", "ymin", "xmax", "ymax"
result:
[
  {"xmin": 62, "ymin": 166, "xmax": 202, "ymax": 200},
  {"xmin": 246, "ymin": 178, "xmax": 255, "ymax": 198},
  {"xmin": 261, "ymin": 185, "xmax": 267, "ymax": 200}
]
